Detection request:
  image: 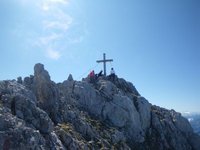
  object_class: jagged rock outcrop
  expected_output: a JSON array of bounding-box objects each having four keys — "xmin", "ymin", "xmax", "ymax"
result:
[
  {"xmin": 33, "ymin": 63, "xmax": 59, "ymax": 123},
  {"xmin": 0, "ymin": 63, "xmax": 200, "ymax": 150}
]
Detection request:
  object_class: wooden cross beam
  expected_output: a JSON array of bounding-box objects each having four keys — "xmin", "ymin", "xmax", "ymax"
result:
[{"xmin": 96, "ymin": 53, "xmax": 113, "ymax": 76}]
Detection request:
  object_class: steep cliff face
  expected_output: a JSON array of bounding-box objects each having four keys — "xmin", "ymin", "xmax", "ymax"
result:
[{"xmin": 0, "ymin": 63, "xmax": 200, "ymax": 149}]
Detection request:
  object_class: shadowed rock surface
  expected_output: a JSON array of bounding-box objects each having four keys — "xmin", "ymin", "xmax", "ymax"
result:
[{"xmin": 0, "ymin": 63, "xmax": 199, "ymax": 149}]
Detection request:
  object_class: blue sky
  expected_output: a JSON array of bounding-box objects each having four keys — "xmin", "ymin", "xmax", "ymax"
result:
[{"xmin": 0, "ymin": 0, "xmax": 199, "ymax": 113}]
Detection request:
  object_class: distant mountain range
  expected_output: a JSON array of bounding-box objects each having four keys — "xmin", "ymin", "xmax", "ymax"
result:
[{"xmin": 182, "ymin": 112, "xmax": 200, "ymax": 135}]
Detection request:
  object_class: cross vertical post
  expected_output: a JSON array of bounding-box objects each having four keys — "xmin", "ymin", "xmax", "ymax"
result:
[
  {"xmin": 96, "ymin": 53, "xmax": 113, "ymax": 76},
  {"xmin": 103, "ymin": 53, "xmax": 106, "ymax": 76}
]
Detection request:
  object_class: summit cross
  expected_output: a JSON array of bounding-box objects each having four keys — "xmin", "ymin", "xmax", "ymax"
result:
[{"xmin": 96, "ymin": 53, "xmax": 113, "ymax": 76}]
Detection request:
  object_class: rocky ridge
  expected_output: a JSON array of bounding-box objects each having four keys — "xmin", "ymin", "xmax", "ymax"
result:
[{"xmin": 0, "ymin": 63, "xmax": 200, "ymax": 149}]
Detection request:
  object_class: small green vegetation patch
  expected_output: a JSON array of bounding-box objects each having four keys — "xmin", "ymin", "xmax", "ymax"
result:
[{"xmin": 59, "ymin": 123, "xmax": 74, "ymax": 133}]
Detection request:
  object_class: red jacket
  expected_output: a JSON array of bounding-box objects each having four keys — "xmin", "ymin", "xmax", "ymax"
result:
[{"xmin": 89, "ymin": 71, "xmax": 95, "ymax": 77}]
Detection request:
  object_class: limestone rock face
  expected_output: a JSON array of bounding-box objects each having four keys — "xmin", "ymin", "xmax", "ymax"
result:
[
  {"xmin": 0, "ymin": 81, "xmax": 63, "ymax": 149},
  {"xmin": 136, "ymin": 96, "xmax": 151, "ymax": 132},
  {"xmin": 0, "ymin": 63, "xmax": 200, "ymax": 150},
  {"xmin": 13, "ymin": 94, "xmax": 53, "ymax": 134}
]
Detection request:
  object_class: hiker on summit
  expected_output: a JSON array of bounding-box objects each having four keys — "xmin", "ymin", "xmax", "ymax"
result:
[
  {"xmin": 89, "ymin": 70, "xmax": 95, "ymax": 83},
  {"xmin": 110, "ymin": 68, "xmax": 115, "ymax": 81}
]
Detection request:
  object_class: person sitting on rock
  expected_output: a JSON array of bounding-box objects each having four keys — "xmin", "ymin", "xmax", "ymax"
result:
[{"xmin": 110, "ymin": 68, "xmax": 115, "ymax": 81}]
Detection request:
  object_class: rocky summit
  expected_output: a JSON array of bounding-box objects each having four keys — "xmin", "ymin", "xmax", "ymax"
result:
[{"xmin": 0, "ymin": 63, "xmax": 200, "ymax": 150}]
